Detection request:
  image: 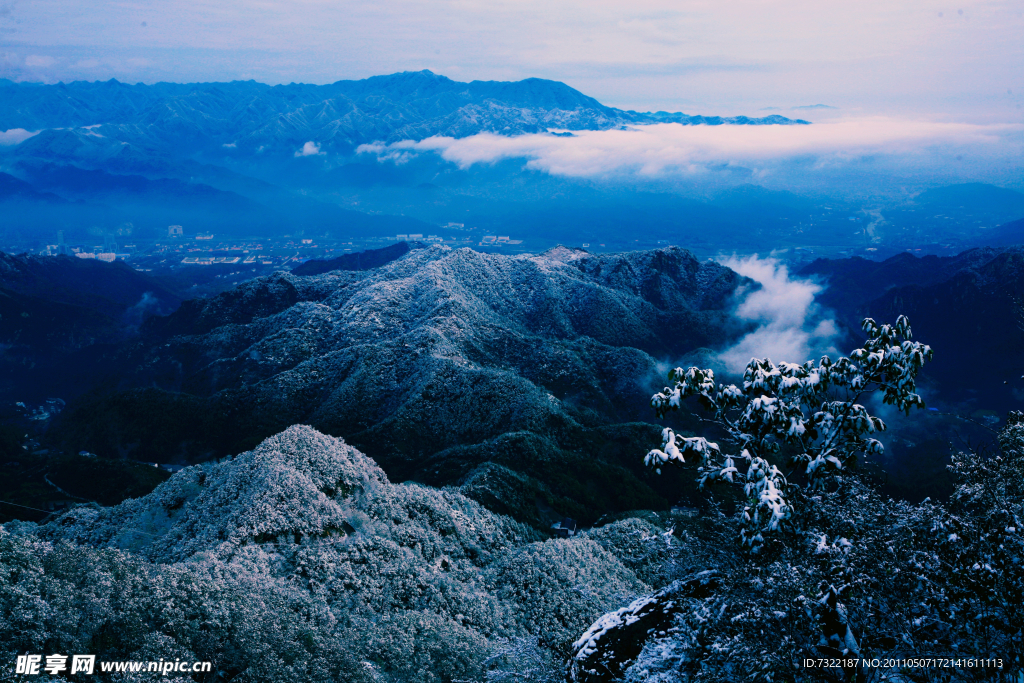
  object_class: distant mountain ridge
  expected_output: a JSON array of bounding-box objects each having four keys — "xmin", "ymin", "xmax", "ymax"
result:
[
  {"xmin": 0, "ymin": 156, "xmax": 439, "ymax": 240},
  {"xmin": 0, "ymin": 70, "xmax": 807, "ymax": 160},
  {"xmin": 988, "ymin": 217, "xmax": 1024, "ymax": 246},
  {"xmin": 0, "ymin": 171, "xmax": 66, "ymax": 203},
  {"xmin": 798, "ymin": 246, "xmax": 1024, "ymax": 407},
  {"xmin": 0, "ymin": 71, "xmax": 810, "ymax": 243},
  {"xmin": 291, "ymin": 241, "xmax": 421, "ymax": 275}
]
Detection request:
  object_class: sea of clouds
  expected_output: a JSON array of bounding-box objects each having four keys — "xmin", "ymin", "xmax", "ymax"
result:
[{"xmin": 360, "ymin": 118, "xmax": 1024, "ymax": 191}]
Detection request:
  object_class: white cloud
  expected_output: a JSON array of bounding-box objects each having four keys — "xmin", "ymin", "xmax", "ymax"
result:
[
  {"xmin": 295, "ymin": 140, "xmax": 324, "ymax": 157},
  {"xmin": 716, "ymin": 256, "xmax": 839, "ymax": 373},
  {"xmin": 0, "ymin": 128, "xmax": 38, "ymax": 145},
  {"xmin": 360, "ymin": 119, "xmax": 1022, "ymax": 181}
]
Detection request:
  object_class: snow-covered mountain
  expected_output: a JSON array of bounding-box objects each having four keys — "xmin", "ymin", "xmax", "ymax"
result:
[
  {"xmin": 7, "ymin": 423, "xmax": 669, "ymax": 682},
  {"xmin": 0, "ymin": 71, "xmax": 811, "ymax": 244},
  {"xmin": 53, "ymin": 244, "xmax": 748, "ymax": 525},
  {"xmin": 1, "ymin": 71, "xmax": 806, "ymax": 160},
  {"xmin": 42, "ymin": 425, "xmax": 533, "ymax": 564}
]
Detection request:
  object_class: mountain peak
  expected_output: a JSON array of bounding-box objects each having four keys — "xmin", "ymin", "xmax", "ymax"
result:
[{"xmin": 0, "ymin": 71, "xmax": 809, "ymax": 154}]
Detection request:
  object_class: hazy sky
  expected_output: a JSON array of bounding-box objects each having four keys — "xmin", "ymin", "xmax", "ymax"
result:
[{"xmin": 2, "ymin": 0, "xmax": 1022, "ymax": 120}]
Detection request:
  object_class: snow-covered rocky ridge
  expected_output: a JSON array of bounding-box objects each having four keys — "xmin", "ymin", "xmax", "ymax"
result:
[
  {"xmin": 4, "ymin": 424, "xmax": 673, "ymax": 682},
  {"xmin": 55, "ymin": 244, "xmax": 747, "ymax": 525}
]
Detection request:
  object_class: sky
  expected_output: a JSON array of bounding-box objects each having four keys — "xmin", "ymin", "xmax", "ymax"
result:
[{"xmin": 1, "ymin": 0, "xmax": 1023, "ymax": 121}]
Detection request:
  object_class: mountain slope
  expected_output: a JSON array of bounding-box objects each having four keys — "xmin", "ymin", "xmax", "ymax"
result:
[
  {"xmin": 52, "ymin": 245, "xmax": 749, "ymax": 525},
  {"xmin": 42, "ymin": 425, "xmax": 531, "ymax": 564},
  {"xmin": 860, "ymin": 248, "xmax": 1024, "ymax": 404},
  {"xmin": 0, "ymin": 171, "xmax": 66, "ymax": 203},
  {"xmin": 0, "ymin": 251, "xmax": 180, "ymax": 324},
  {"xmin": 0, "ymin": 252, "xmax": 183, "ymax": 402},
  {"xmin": 291, "ymin": 240, "xmax": 421, "ymax": 275},
  {"xmin": 915, "ymin": 182, "xmax": 1024, "ymax": 218},
  {"xmin": 797, "ymin": 248, "xmax": 1006, "ymax": 314},
  {"xmin": 5, "ymin": 424, "xmax": 665, "ymax": 682},
  {"xmin": 985, "ymin": 217, "xmax": 1024, "ymax": 247}
]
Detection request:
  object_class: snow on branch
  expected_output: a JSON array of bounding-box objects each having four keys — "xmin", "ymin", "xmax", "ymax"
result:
[{"xmin": 646, "ymin": 316, "xmax": 932, "ymax": 552}]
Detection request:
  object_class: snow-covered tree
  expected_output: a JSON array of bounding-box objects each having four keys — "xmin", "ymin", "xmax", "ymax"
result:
[{"xmin": 645, "ymin": 316, "xmax": 933, "ymax": 551}]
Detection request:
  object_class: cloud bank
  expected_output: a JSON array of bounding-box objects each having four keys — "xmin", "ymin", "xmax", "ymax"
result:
[
  {"xmin": 716, "ymin": 256, "xmax": 839, "ymax": 373},
  {"xmin": 359, "ymin": 119, "xmax": 1023, "ymax": 185}
]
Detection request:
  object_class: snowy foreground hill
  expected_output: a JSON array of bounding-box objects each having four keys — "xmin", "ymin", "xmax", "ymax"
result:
[
  {"xmin": 5, "ymin": 418, "xmax": 1024, "ymax": 681},
  {"xmin": 54, "ymin": 245, "xmax": 747, "ymax": 526},
  {"xmin": 3, "ymin": 425, "xmax": 671, "ymax": 682}
]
